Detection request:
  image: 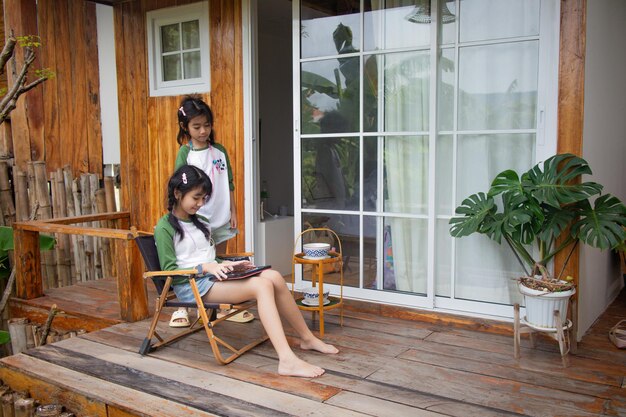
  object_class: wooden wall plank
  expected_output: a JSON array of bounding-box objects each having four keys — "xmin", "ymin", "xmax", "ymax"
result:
[
  {"xmin": 68, "ymin": 0, "xmax": 89, "ymax": 174},
  {"xmin": 555, "ymin": 0, "xmax": 586, "ymax": 295},
  {"xmin": 84, "ymin": 1, "xmax": 104, "ymax": 176},
  {"xmin": 39, "ymin": 0, "xmax": 60, "ymax": 173}
]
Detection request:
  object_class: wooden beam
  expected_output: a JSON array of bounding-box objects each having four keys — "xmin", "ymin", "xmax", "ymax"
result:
[
  {"xmin": 114, "ymin": 239, "xmax": 149, "ymax": 322},
  {"xmin": 13, "ymin": 221, "xmax": 134, "ymax": 240},
  {"xmin": 555, "ymin": 0, "xmax": 587, "ymax": 290},
  {"xmin": 13, "ymin": 228, "xmax": 43, "ymax": 299}
]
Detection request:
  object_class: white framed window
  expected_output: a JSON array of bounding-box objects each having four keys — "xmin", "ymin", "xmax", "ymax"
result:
[{"xmin": 146, "ymin": 1, "xmax": 210, "ymax": 97}]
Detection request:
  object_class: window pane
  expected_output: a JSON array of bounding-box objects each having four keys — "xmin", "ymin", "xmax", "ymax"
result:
[
  {"xmin": 183, "ymin": 51, "xmax": 201, "ymax": 79},
  {"xmin": 458, "ymin": 41, "xmax": 538, "ymax": 131},
  {"xmin": 162, "ymin": 54, "xmax": 181, "ymax": 81},
  {"xmin": 435, "ymin": 134, "xmax": 453, "ymax": 215},
  {"xmin": 182, "ymin": 20, "xmax": 200, "ymax": 49},
  {"xmin": 460, "ymin": 0, "xmax": 540, "ymax": 42},
  {"xmin": 440, "ymin": 1, "xmax": 457, "ymax": 44},
  {"xmin": 435, "ymin": 219, "xmax": 452, "ymax": 297},
  {"xmin": 456, "ymin": 134, "xmax": 534, "ymax": 204},
  {"xmin": 161, "ymin": 23, "xmax": 180, "ymax": 53},
  {"xmin": 382, "ymin": 217, "xmax": 427, "ymax": 294},
  {"xmin": 301, "ymin": 137, "xmax": 359, "ymax": 210},
  {"xmin": 301, "ymin": 0, "xmax": 360, "ymax": 59},
  {"xmin": 365, "ymin": 51, "xmax": 430, "ymax": 133},
  {"xmin": 363, "ymin": 136, "xmax": 378, "ymax": 212},
  {"xmin": 437, "ymin": 48, "xmax": 455, "ymax": 132},
  {"xmin": 301, "ymin": 58, "xmax": 360, "ymax": 134},
  {"xmin": 363, "ymin": 215, "xmax": 378, "ymax": 289},
  {"xmin": 364, "ymin": 0, "xmax": 430, "ymax": 51},
  {"xmin": 301, "ymin": 213, "xmax": 360, "ymax": 288},
  {"xmin": 384, "ymin": 136, "xmax": 428, "ymax": 215}
]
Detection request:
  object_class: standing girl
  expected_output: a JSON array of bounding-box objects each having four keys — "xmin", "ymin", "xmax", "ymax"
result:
[
  {"xmin": 155, "ymin": 165, "xmax": 338, "ymax": 377},
  {"xmin": 173, "ymin": 95, "xmax": 251, "ymax": 326},
  {"xmin": 175, "ymin": 95, "xmax": 236, "ymax": 255}
]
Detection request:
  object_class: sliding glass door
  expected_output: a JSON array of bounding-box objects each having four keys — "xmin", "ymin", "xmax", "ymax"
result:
[{"xmin": 294, "ymin": 0, "xmax": 559, "ymax": 317}]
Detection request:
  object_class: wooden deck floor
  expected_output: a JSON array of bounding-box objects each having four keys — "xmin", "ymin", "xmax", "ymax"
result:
[{"xmin": 2, "ymin": 286, "xmax": 626, "ymax": 416}]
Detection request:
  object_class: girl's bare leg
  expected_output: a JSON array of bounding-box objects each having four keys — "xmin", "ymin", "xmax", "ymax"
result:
[
  {"xmin": 259, "ymin": 270, "xmax": 338, "ymax": 354},
  {"xmin": 204, "ymin": 277, "xmax": 326, "ymax": 377}
]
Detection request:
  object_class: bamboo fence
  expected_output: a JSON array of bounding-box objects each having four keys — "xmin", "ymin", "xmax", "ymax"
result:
[{"xmin": 0, "ymin": 160, "xmax": 119, "ymax": 289}]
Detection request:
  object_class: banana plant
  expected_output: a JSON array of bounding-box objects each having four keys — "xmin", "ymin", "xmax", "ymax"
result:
[{"xmin": 449, "ymin": 154, "xmax": 626, "ymax": 280}]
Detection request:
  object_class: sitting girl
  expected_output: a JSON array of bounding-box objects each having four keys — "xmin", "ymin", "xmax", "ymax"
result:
[{"xmin": 154, "ymin": 165, "xmax": 338, "ymax": 377}]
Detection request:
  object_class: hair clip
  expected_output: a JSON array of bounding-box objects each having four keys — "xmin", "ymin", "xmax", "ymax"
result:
[
  {"xmin": 179, "ymin": 106, "xmax": 186, "ymax": 117},
  {"xmin": 182, "ymin": 173, "xmax": 188, "ymax": 184}
]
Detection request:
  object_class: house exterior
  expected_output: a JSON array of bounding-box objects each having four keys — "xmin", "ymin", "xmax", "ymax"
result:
[{"xmin": 2, "ymin": 0, "xmax": 624, "ymax": 337}]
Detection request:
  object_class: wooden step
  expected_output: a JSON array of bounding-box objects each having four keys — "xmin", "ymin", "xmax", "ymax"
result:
[{"xmin": 0, "ymin": 352, "xmax": 216, "ymax": 417}]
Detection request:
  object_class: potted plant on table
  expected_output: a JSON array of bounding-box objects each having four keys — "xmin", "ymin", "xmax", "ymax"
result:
[{"xmin": 449, "ymin": 153, "xmax": 626, "ymax": 328}]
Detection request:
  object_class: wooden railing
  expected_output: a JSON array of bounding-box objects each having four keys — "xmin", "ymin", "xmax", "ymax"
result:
[{"xmin": 12, "ymin": 211, "xmax": 149, "ymax": 322}]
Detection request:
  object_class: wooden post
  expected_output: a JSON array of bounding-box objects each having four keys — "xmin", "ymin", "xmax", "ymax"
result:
[
  {"xmin": 89, "ymin": 174, "xmax": 102, "ymax": 279},
  {"xmin": 14, "ymin": 169, "xmax": 29, "ymax": 222},
  {"xmin": 33, "ymin": 161, "xmax": 56, "ymax": 288},
  {"xmin": 95, "ymin": 189, "xmax": 112, "ymax": 278},
  {"xmin": 80, "ymin": 174, "xmax": 94, "ymax": 281},
  {"xmin": 114, "ymin": 238, "xmax": 148, "ymax": 322},
  {"xmin": 104, "ymin": 176, "xmax": 117, "ymax": 276},
  {"xmin": 14, "ymin": 227, "xmax": 43, "ymax": 299},
  {"xmin": 0, "ymin": 161, "xmax": 16, "ymax": 225},
  {"xmin": 72, "ymin": 177, "xmax": 87, "ymax": 282},
  {"xmin": 53, "ymin": 170, "xmax": 71, "ymax": 286}
]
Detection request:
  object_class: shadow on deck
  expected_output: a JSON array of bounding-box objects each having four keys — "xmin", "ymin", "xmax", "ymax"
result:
[{"xmin": 2, "ymin": 281, "xmax": 625, "ymax": 416}]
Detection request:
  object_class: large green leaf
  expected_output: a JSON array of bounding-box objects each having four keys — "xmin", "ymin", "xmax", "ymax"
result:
[
  {"xmin": 301, "ymin": 71, "xmax": 339, "ymax": 98},
  {"xmin": 449, "ymin": 193, "xmax": 496, "ymax": 238},
  {"xmin": 572, "ymin": 194, "xmax": 626, "ymax": 250},
  {"xmin": 537, "ymin": 203, "xmax": 578, "ymax": 244},
  {"xmin": 488, "ymin": 169, "xmax": 524, "ymax": 199},
  {"xmin": 0, "ymin": 330, "xmax": 9, "ymax": 345},
  {"xmin": 522, "ymin": 153, "xmax": 603, "ymax": 207}
]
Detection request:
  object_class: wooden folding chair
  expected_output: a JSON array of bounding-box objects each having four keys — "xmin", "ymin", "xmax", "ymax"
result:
[{"xmin": 134, "ymin": 234, "xmax": 268, "ymax": 364}]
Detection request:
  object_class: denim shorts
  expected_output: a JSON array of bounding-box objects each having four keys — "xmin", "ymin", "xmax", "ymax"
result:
[
  {"xmin": 212, "ymin": 223, "xmax": 239, "ymax": 245},
  {"xmin": 172, "ymin": 277, "xmax": 213, "ymax": 303}
]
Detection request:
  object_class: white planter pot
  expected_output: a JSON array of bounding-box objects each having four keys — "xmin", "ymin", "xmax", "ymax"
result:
[{"xmin": 518, "ymin": 282, "xmax": 575, "ymax": 329}]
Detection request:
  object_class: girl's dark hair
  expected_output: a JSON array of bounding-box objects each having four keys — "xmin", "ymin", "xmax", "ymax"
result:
[
  {"xmin": 167, "ymin": 164, "xmax": 213, "ymax": 241},
  {"xmin": 177, "ymin": 94, "xmax": 215, "ymax": 146}
]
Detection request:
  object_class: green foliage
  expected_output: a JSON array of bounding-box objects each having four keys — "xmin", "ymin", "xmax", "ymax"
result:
[
  {"xmin": 34, "ymin": 68, "xmax": 55, "ymax": 79},
  {"xmin": 0, "ymin": 330, "xmax": 9, "ymax": 345},
  {"xmin": 0, "ymin": 227, "xmax": 56, "ymax": 279},
  {"xmin": 450, "ymin": 154, "xmax": 626, "ymax": 277},
  {"xmin": 16, "ymin": 35, "xmax": 41, "ymax": 48}
]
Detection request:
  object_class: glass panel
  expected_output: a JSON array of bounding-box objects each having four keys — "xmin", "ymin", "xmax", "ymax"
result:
[
  {"xmin": 384, "ymin": 136, "xmax": 428, "ymax": 215},
  {"xmin": 162, "ymin": 54, "xmax": 181, "ymax": 81},
  {"xmin": 437, "ymin": 48, "xmax": 455, "ymax": 132},
  {"xmin": 363, "ymin": 136, "xmax": 378, "ymax": 212},
  {"xmin": 301, "ymin": 213, "xmax": 360, "ymax": 288},
  {"xmin": 458, "ymin": 41, "xmax": 538, "ymax": 131},
  {"xmin": 363, "ymin": 215, "xmax": 378, "ymax": 289},
  {"xmin": 301, "ymin": 0, "xmax": 360, "ymax": 59},
  {"xmin": 183, "ymin": 51, "xmax": 201, "ymax": 79},
  {"xmin": 301, "ymin": 58, "xmax": 360, "ymax": 134},
  {"xmin": 435, "ymin": 134, "xmax": 453, "ymax": 215},
  {"xmin": 365, "ymin": 51, "xmax": 430, "ymax": 133},
  {"xmin": 456, "ymin": 134, "xmax": 534, "ymax": 205},
  {"xmin": 435, "ymin": 219, "xmax": 452, "ymax": 297},
  {"xmin": 455, "ymin": 232, "xmax": 523, "ymax": 305},
  {"xmin": 439, "ymin": 1, "xmax": 457, "ymax": 45},
  {"xmin": 382, "ymin": 216, "xmax": 427, "ymax": 294},
  {"xmin": 161, "ymin": 23, "xmax": 180, "ymax": 53},
  {"xmin": 459, "ymin": 0, "xmax": 540, "ymax": 42},
  {"xmin": 364, "ymin": 0, "xmax": 430, "ymax": 51},
  {"xmin": 301, "ymin": 137, "xmax": 359, "ymax": 210},
  {"xmin": 181, "ymin": 20, "xmax": 200, "ymax": 49}
]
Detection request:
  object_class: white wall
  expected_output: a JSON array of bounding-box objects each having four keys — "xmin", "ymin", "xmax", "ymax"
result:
[
  {"xmin": 96, "ymin": 4, "xmax": 121, "ymax": 165},
  {"xmin": 579, "ymin": 0, "xmax": 626, "ymax": 335}
]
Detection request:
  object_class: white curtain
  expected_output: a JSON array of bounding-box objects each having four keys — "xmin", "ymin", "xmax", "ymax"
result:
[{"xmin": 384, "ymin": 53, "xmax": 429, "ymax": 293}]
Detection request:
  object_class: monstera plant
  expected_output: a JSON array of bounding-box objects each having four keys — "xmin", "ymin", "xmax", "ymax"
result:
[{"xmin": 449, "ymin": 153, "xmax": 626, "ymax": 293}]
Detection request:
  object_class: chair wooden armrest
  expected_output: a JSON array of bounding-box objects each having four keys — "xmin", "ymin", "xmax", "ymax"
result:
[{"xmin": 143, "ymin": 269, "xmax": 198, "ymax": 279}]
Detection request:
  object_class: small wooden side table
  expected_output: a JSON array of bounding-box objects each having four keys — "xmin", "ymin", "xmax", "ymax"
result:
[{"xmin": 291, "ymin": 251, "xmax": 343, "ymax": 337}]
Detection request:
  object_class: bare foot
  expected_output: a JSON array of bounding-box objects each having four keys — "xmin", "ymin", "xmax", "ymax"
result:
[
  {"xmin": 278, "ymin": 357, "xmax": 325, "ymax": 378},
  {"xmin": 300, "ymin": 337, "xmax": 339, "ymax": 354}
]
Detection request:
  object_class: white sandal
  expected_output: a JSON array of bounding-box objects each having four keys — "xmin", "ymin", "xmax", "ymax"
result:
[
  {"xmin": 609, "ymin": 319, "xmax": 626, "ymax": 349},
  {"xmin": 169, "ymin": 309, "xmax": 190, "ymax": 328}
]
